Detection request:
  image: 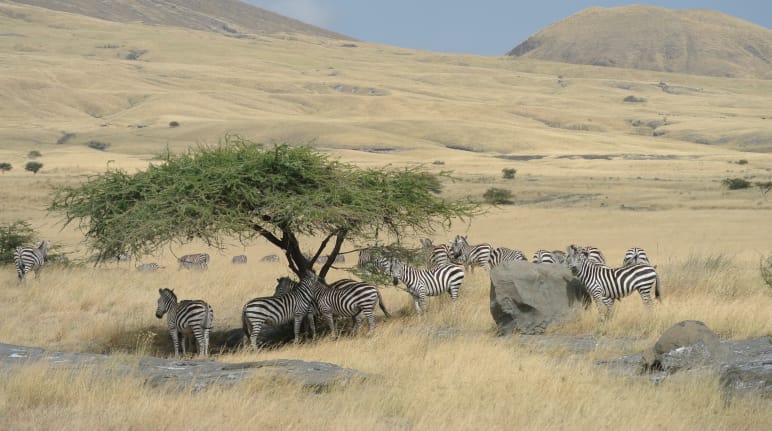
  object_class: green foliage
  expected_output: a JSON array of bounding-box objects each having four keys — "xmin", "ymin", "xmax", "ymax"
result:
[
  {"xmin": 24, "ymin": 161, "xmax": 43, "ymax": 174},
  {"xmin": 0, "ymin": 220, "xmax": 36, "ymax": 264},
  {"xmin": 501, "ymin": 168, "xmax": 517, "ymax": 179},
  {"xmin": 721, "ymin": 177, "xmax": 751, "ymax": 190},
  {"xmin": 50, "ymin": 136, "xmax": 479, "ymax": 277},
  {"xmin": 735, "ymin": 159, "xmax": 748, "ymax": 165},
  {"xmin": 0, "ymin": 162, "xmax": 11, "ymax": 173},
  {"xmin": 27, "ymin": 150, "xmax": 42, "ymax": 159},
  {"xmin": 761, "ymin": 253, "xmax": 772, "ymax": 290},
  {"xmin": 86, "ymin": 140, "xmax": 111, "ymax": 151},
  {"xmin": 483, "ymin": 188, "xmax": 514, "ymax": 205},
  {"xmin": 623, "ymin": 95, "xmax": 646, "ymax": 103}
]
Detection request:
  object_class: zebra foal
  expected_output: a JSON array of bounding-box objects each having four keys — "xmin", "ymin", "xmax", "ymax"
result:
[
  {"xmin": 389, "ymin": 260, "xmax": 464, "ymax": 314},
  {"xmin": 566, "ymin": 245, "xmax": 660, "ymax": 321},
  {"xmin": 178, "ymin": 253, "xmax": 210, "ymax": 270},
  {"xmin": 155, "ymin": 288, "xmax": 213, "ymax": 358},
  {"xmin": 14, "ymin": 240, "xmax": 49, "ymax": 283}
]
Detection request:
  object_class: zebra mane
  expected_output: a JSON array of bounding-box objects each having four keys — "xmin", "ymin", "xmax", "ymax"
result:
[{"xmin": 159, "ymin": 288, "xmax": 177, "ymax": 301}]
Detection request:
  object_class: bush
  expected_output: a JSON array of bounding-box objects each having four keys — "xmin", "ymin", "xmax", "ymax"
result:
[
  {"xmin": 623, "ymin": 95, "xmax": 646, "ymax": 103},
  {"xmin": 761, "ymin": 253, "xmax": 772, "ymax": 290},
  {"xmin": 501, "ymin": 168, "xmax": 517, "ymax": 179},
  {"xmin": 24, "ymin": 161, "xmax": 43, "ymax": 174},
  {"xmin": 169, "ymin": 121, "xmax": 180, "ymax": 128},
  {"xmin": 755, "ymin": 181, "xmax": 772, "ymax": 196},
  {"xmin": 483, "ymin": 188, "xmax": 514, "ymax": 205},
  {"xmin": 736, "ymin": 159, "xmax": 749, "ymax": 165},
  {"xmin": 721, "ymin": 177, "xmax": 751, "ymax": 190},
  {"xmin": 86, "ymin": 140, "xmax": 111, "ymax": 151},
  {"xmin": 0, "ymin": 162, "xmax": 11, "ymax": 173},
  {"xmin": 27, "ymin": 150, "xmax": 42, "ymax": 159},
  {"xmin": 56, "ymin": 132, "xmax": 76, "ymax": 145},
  {"xmin": 0, "ymin": 220, "xmax": 36, "ymax": 264}
]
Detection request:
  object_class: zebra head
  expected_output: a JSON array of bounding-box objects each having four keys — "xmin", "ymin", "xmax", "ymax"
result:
[
  {"xmin": 450, "ymin": 235, "xmax": 468, "ymax": 259},
  {"xmin": 38, "ymin": 240, "xmax": 50, "ymax": 256},
  {"xmin": 565, "ymin": 245, "xmax": 589, "ymax": 274},
  {"xmin": 156, "ymin": 288, "xmax": 177, "ymax": 319},
  {"xmin": 274, "ymin": 277, "xmax": 296, "ymax": 297},
  {"xmin": 388, "ymin": 259, "xmax": 404, "ymax": 286}
]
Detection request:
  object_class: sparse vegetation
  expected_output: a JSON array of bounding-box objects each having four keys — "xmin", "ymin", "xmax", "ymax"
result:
[
  {"xmin": 168, "ymin": 121, "xmax": 180, "ymax": 128},
  {"xmin": 623, "ymin": 95, "xmax": 646, "ymax": 103},
  {"xmin": 0, "ymin": 220, "xmax": 36, "ymax": 264},
  {"xmin": 24, "ymin": 161, "xmax": 43, "ymax": 174},
  {"xmin": 27, "ymin": 150, "xmax": 42, "ymax": 159},
  {"xmin": 483, "ymin": 187, "xmax": 514, "ymax": 205},
  {"xmin": 56, "ymin": 132, "xmax": 76, "ymax": 145},
  {"xmin": 0, "ymin": 162, "xmax": 11, "ymax": 173},
  {"xmin": 501, "ymin": 168, "xmax": 517, "ymax": 179},
  {"xmin": 761, "ymin": 253, "xmax": 772, "ymax": 290},
  {"xmin": 125, "ymin": 49, "xmax": 147, "ymax": 60},
  {"xmin": 755, "ymin": 181, "xmax": 772, "ymax": 196},
  {"xmin": 85, "ymin": 140, "xmax": 111, "ymax": 151},
  {"xmin": 721, "ymin": 177, "xmax": 751, "ymax": 190},
  {"xmin": 735, "ymin": 159, "xmax": 748, "ymax": 165}
]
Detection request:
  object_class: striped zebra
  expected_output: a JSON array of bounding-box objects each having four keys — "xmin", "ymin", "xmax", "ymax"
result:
[
  {"xmin": 178, "ymin": 253, "xmax": 209, "ymax": 270},
  {"xmin": 566, "ymin": 245, "xmax": 660, "ymax": 321},
  {"xmin": 260, "ymin": 254, "xmax": 280, "ymax": 263},
  {"xmin": 389, "ymin": 260, "xmax": 465, "ymax": 314},
  {"xmin": 357, "ymin": 246, "xmax": 390, "ymax": 275},
  {"xmin": 155, "ymin": 288, "xmax": 213, "ymax": 358},
  {"xmin": 419, "ymin": 238, "xmax": 455, "ymax": 268},
  {"xmin": 450, "ymin": 235, "xmax": 492, "ymax": 273},
  {"xmin": 551, "ymin": 250, "xmax": 567, "ymax": 264},
  {"xmin": 568, "ymin": 245, "xmax": 606, "ymax": 265},
  {"xmin": 14, "ymin": 240, "xmax": 49, "ymax": 283},
  {"xmin": 231, "ymin": 255, "xmax": 248, "ymax": 264},
  {"xmin": 136, "ymin": 262, "xmax": 161, "ymax": 272},
  {"xmin": 276, "ymin": 277, "xmax": 390, "ymax": 337},
  {"xmin": 622, "ymin": 247, "xmax": 651, "ymax": 267},
  {"xmin": 489, "ymin": 247, "xmax": 527, "ymax": 268},
  {"xmin": 533, "ymin": 249, "xmax": 560, "ymax": 264},
  {"xmin": 242, "ymin": 271, "xmax": 318, "ymax": 348}
]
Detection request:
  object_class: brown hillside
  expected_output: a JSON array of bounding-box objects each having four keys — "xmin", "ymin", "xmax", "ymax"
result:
[
  {"xmin": 507, "ymin": 5, "xmax": 772, "ymax": 79},
  {"xmin": 8, "ymin": 0, "xmax": 353, "ymax": 39}
]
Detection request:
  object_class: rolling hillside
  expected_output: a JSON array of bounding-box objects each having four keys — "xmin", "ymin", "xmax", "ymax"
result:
[{"xmin": 508, "ymin": 5, "xmax": 772, "ymax": 79}]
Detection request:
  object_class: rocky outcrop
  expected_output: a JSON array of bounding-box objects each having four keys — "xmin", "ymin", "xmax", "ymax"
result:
[
  {"xmin": 489, "ymin": 261, "xmax": 589, "ymax": 335},
  {"xmin": 641, "ymin": 320, "xmax": 725, "ymax": 372}
]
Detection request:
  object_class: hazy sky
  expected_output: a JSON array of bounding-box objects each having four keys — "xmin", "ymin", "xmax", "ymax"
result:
[{"xmin": 244, "ymin": 0, "xmax": 772, "ymax": 55}]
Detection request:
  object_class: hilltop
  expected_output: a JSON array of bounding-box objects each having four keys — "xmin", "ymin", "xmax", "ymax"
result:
[{"xmin": 507, "ymin": 5, "xmax": 772, "ymax": 79}]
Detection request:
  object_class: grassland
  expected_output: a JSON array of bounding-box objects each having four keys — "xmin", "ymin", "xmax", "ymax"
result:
[{"xmin": 0, "ymin": 2, "xmax": 771, "ymax": 430}]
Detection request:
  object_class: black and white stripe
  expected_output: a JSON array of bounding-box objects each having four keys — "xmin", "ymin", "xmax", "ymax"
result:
[
  {"xmin": 622, "ymin": 247, "xmax": 650, "ymax": 267},
  {"xmin": 450, "ymin": 235, "xmax": 492, "ymax": 272},
  {"xmin": 426, "ymin": 244, "xmax": 455, "ymax": 268},
  {"xmin": 178, "ymin": 253, "xmax": 210, "ymax": 270},
  {"xmin": 242, "ymin": 272, "xmax": 318, "ymax": 348},
  {"xmin": 532, "ymin": 249, "xmax": 560, "ymax": 264},
  {"xmin": 489, "ymin": 247, "xmax": 527, "ymax": 268},
  {"xmin": 14, "ymin": 240, "xmax": 49, "ymax": 283},
  {"xmin": 566, "ymin": 245, "xmax": 660, "ymax": 321},
  {"xmin": 357, "ymin": 246, "xmax": 390, "ymax": 275},
  {"xmin": 389, "ymin": 261, "xmax": 465, "ymax": 314},
  {"xmin": 231, "ymin": 255, "xmax": 248, "ymax": 264},
  {"xmin": 136, "ymin": 262, "xmax": 161, "ymax": 272},
  {"xmin": 155, "ymin": 288, "xmax": 213, "ymax": 358}
]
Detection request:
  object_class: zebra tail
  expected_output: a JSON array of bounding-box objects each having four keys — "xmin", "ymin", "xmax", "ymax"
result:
[
  {"xmin": 654, "ymin": 274, "xmax": 662, "ymax": 302},
  {"xmin": 376, "ymin": 290, "xmax": 391, "ymax": 318}
]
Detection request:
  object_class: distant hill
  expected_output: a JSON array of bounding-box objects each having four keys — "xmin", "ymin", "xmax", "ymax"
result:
[
  {"xmin": 507, "ymin": 5, "xmax": 772, "ymax": 79},
  {"xmin": 8, "ymin": 0, "xmax": 353, "ymax": 40}
]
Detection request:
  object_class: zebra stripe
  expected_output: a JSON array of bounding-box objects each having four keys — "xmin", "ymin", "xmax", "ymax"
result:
[
  {"xmin": 14, "ymin": 240, "xmax": 49, "ymax": 283},
  {"xmin": 532, "ymin": 249, "xmax": 559, "ymax": 264},
  {"xmin": 489, "ymin": 247, "xmax": 527, "ymax": 268},
  {"xmin": 231, "ymin": 255, "xmax": 248, "ymax": 264},
  {"xmin": 450, "ymin": 235, "xmax": 492, "ymax": 272},
  {"xmin": 357, "ymin": 246, "xmax": 390, "ymax": 275},
  {"xmin": 550, "ymin": 250, "xmax": 567, "ymax": 264},
  {"xmin": 178, "ymin": 253, "xmax": 210, "ymax": 270},
  {"xmin": 242, "ymin": 272, "xmax": 317, "ymax": 348},
  {"xmin": 389, "ymin": 261, "xmax": 465, "ymax": 314},
  {"xmin": 427, "ymin": 244, "xmax": 455, "ymax": 269},
  {"xmin": 623, "ymin": 247, "xmax": 650, "ymax": 267},
  {"xmin": 136, "ymin": 262, "xmax": 161, "ymax": 272},
  {"xmin": 155, "ymin": 288, "xmax": 213, "ymax": 358},
  {"xmin": 566, "ymin": 246, "xmax": 660, "ymax": 321}
]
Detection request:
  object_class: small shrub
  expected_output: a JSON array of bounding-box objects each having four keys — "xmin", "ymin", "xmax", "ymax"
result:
[
  {"xmin": 86, "ymin": 140, "xmax": 111, "ymax": 151},
  {"xmin": 24, "ymin": 161, "xmax": 43, "ymax": 174},
  {"xmin": 623, "ymin": 95, "xmax": 646, "ymax": 103},
  {"xmin": 721, "ymin": 177, "xmax": 751, "ymax": 190},
  {"xmin": 761, "ymin": 253, "xmax": 772, "ymax": 290},
  {"xmin": 125, "ymin": 49, "xmax": 147, "ymax": 60},
  {"xmin": 168, "ymin": 121, "xmax": 180, "ymax": 128},
  {"xmin": 483, "ymin": 188, "xmax": 514, "ymax": 205},
  {"xmin": 27, "ymin": 150, "xmax": 42, "ymax": 159},
  {"xmin": 755, "ymin": 181, "xmax": 772, "ymax": 196},
  {"xmin": 432, "ymin": 160, "xmax": 445, "ymax": 165},
  {"xmin": 501, "ymin": 168, "xmax": 517, "ymax": 179},
  {"xmin": 56, "ymin": 132, "xmax": 75, "ymax": 145},
  {"xmin": 0, "ymin": 220, "xmax": 36, "ymax": 264},
  {"xmin": 736, "ymin": 159, "xmax": 749, "ymax": 165},
  {"xmin": 0, "ymin": 162, "xmax": 11, "ymax": 173}
]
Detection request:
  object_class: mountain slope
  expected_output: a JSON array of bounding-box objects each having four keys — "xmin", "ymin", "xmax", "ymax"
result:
[
  {"xmin": 8, "ymin": 0, "xmax": 352, "ymax": 39},
  {"xmin": 507, "ymin": 5, "xmax": 772, "ymax": 79}
]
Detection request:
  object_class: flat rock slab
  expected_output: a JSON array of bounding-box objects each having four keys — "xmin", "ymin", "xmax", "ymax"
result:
[{"xmin": 0, "ymin": 343, "xmax": 368, "ymax": 392}]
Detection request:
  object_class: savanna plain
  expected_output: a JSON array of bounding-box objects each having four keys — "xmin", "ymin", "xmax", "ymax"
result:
[{"xmin": 0, "ymin": 3, "xmax": 771, "ymax": 430}]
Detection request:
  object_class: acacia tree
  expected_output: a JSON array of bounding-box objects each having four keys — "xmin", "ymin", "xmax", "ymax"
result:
[{"xmin": 50, "ymin": 137, "xmax": 478, "ymax": 279}]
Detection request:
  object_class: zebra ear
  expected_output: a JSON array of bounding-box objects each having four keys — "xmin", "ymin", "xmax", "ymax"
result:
[{"xmin": 158, "ymin": 288, "xmax": 162, "ymax": 294}]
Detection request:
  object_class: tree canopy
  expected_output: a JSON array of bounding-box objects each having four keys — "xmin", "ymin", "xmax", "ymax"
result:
[{"xmin": 50, "ymin": 137, "xmax": 478, "ymax": 277}]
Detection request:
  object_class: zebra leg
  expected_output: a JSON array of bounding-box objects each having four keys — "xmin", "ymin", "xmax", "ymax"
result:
[
  {"xmin": 601, "ymin": 297, "xmax": 615, "ymax": 321},
  {"xmin": 250, "ymin": 321, "xmax": 263, "ymax": 349},
  {"xmin": 294, "ymin": 314, "xmax": 304, "ymax": 344},
  {"xmin": 202, "ymin": 327, "xmax": 210, "ymax": 357},
  {"xmin": 325, "ymin": 313, "xmax": 337, "ymax": 339},
  {"xmin": 170, "ymin": 330, "xmax": 181, "ymax": 358},
  {"xmin": 364, "ymin": 311, "xmax": 375, "ymax": 336},
  {"xmin": 352, "ymin": 313, "xmax": 364, "ymax": 336}
]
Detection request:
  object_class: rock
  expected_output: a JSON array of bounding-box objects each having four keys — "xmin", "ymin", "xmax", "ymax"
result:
[
  {"xmin": 641, "ymin": 320, "xmax": 724, "ymax": 372},
  {"xmin": 489, "ymin": 261, "xmax": 589, "ymax": 335}
]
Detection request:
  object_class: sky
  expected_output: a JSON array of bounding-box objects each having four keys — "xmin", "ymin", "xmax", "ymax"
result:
[{"xmin": 244, "ymin": 0, "xmax": 772, "ymax": 56}]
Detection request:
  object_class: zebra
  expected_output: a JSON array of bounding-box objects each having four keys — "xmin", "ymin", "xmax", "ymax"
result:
[
  {"xmin": 231, "ymin": 255, "xmax": 248, "ymax": 264},
  {"xmin": 623, "ymin": 247, "xmax": 651, "ymax": 267},
  {"xmin": 450, "ymin": 235, "xmax": 492, "ymax": 273},
  {"xmin": 488, "ymin": 247, "xmax": 527, "ymax": 268},
  {"xmin": 418, "ymin": 238, "xmax": 454, "ymax": 268},
  {"xmin": 14, "ymin": 240, "xmax": 49, "ymax": 283},
  {"xmin": 566, "ymin": 245, "xmax": 660, "ymax": 321},
  {"xmin": 276, "ymin": 277, "xmax": 390, "ymax": 337},
  {"xmin": 550, "ymin": 250, "xmax": 567, "ymax": 264},
  {"xmin": 242, "ymin": 271, "xmax": 318, "ymax": 348},
  {"xmin": 357, "ymin": 246, "xmax": 390, "ymax": 275},
  {"xmin": 178, "ymin": 253, "xmax": 209, "ymax": 270},
  {"xmin": 136, "ymin": 262, "xmax": 161, "ymax": 272},
  {"xmin": 155, "ymin": 288, "xmax": 213, "ymax": 358},
  {"xmin": 260, "ymin": 254, "xmax": 280, "ymax": 263},
  {"xmin": 389, "ymin": 260, "xmax": 465, "ymax": 314},
  {"xmin": 533, "ymin": 249, "xmax": 560, "ymax": 264}
]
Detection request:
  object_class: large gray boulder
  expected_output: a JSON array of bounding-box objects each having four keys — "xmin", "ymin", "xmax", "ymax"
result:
[
  {"xmin": 641, "ymin": 320, "xmax": 725, "ymax": 372},
  {"xmin": 490, "ymin": 261, "xmax": 588, "ymax": 335}
]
